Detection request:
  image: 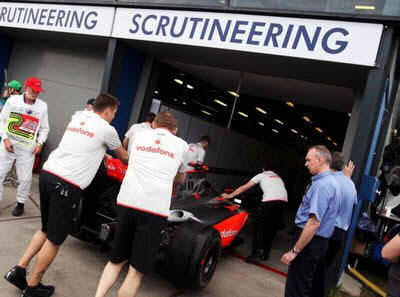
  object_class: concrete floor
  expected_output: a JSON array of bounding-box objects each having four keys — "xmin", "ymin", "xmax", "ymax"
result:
[{"xmin": 0, "ymin": 176, "xmax": 287, "ymax": 297}]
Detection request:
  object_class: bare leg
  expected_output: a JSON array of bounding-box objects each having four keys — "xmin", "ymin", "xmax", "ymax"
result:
[
  {"xmin": 117, "ymin": 265, "xmax": 143, "ymax": 297},
  {"xmin": 95, "ymin": 260, "xmax": 128, "ymax": 297},
  {"xmin": 17, "ymin": 230, "xmax": 47, "ymax": 269},
  {"xmin": 27, "ymin": 239, "xmax": 60, "ymax": 286}
]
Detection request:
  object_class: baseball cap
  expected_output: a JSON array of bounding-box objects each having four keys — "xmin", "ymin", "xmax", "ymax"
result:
[
  {"xmin": 8, "ymin": 80, "xmax": 22, "ymax": 91},
  {"xmin": 25, "ymin": 77, "xmax": 45, "ymax": 93},
  {"xmin": 86, "ymin": 98, "xmax": 95, "ymax": 105}
]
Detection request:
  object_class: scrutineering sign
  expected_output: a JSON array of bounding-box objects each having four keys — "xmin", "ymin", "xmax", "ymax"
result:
[{"xmin": 112, "ymin": 8, "xmax": 383, "ymax": 66}]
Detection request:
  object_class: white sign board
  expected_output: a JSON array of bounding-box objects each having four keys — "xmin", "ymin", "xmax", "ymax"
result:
[
  {"xmin": 0, "ymin": 3, "xmax": 114, "ymax": 36},
  {"xmin": 112, "ymin": 8, "xmax": 383, "ymax": 66}
]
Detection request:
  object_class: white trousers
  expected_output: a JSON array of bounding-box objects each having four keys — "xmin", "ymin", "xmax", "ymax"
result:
[{"xmin": 0, "ymin": 144, "xmax": 35, "ymax": 204}]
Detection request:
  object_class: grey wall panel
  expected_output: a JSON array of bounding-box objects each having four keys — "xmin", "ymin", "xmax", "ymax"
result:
[
  {"xmin": 8, "ymin": 38, "xmax": 108, "ymax": 163},
  {"xmin": 171, "ymin": 108, "xmax": 192, "ymax": 140},
  {"xmin": 205, "ymin": 124, "xmax": 224, "ymax": 167},
  {"xmin": 159, "ymin": 105, "xmax": 169, "ymax": 113},
  {"xmin": 185, "ymin": 116, "xmax": 210, "ymax": 144}
]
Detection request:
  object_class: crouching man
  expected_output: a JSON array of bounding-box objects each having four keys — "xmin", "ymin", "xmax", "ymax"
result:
[{"xmin": 95, "ymin": 111, "xmax": 189, "ymax": 297}]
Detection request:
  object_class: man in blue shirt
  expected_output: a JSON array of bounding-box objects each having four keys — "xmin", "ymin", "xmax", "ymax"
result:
[{"xmin": 281, "ymin": 145, "xmax": 340, "ymax": 297}]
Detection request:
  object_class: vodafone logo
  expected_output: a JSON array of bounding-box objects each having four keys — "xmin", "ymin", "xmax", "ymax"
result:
[
  {"xmin": 136, "ymin": 145, "xmax": 175, "ymax": 159},
  {"xmin": 220, "ymin": 229, "xmax": 239, "ymax": 238}
]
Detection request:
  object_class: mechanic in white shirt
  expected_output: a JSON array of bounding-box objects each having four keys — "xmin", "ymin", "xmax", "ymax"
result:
[
  {"xmin": 187, "ymin": 135, "xmax": 211, "ymax": 167},
  {"xmin": 5, "ymin": 94, "xmax": 129, "ymax": 297},
  {"xmin": 122, "ymin": 112, "xmax": 156, "ymax": 154},
  {"xmin": 95, "ymin": 111, "xmax": 189, "ymax": 297},
  {"xmin": 0, "ymin": 77, "xmax": 49, "ymax": 217},
  {"xmin": 222, "ymin": 160, "xmax": 288, "ymax": 263}
]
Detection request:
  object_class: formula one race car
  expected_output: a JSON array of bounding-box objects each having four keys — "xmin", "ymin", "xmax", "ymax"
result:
[{"xmin": 71, "ymin": 159, "xmax": 249, "ymax": 289}]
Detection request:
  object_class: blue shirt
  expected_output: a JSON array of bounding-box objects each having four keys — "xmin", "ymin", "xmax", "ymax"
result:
[
  {"xmin": 295, "ymin": 171, "xmax": 340, "ymax": 238},
  {"xmin": 332, "ymin": 171, "xmax": 358, "ymax": 231}
]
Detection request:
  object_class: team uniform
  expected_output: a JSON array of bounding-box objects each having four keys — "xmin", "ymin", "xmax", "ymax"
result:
[
  {"xmin": 250, "ymin": 171, "xmax": 288, "ymax": 258},
  {"xmin": 41, "ymin": 111, "xmax": 121, "ymax": 245},
  {"xmin": 111, "ymin": 127, "xmax": 189, "ymax": 273},
  {"xmin": 285, "ymin": 171, "xmax": 340, "ymax": 297},
  {"xmin": 124, "ymin": 122, "xmax": 152, "ymax": 154},
  {"xmin": 0, "ymin": 94, "xmax": 49, "ymax": 204},
  {"xmin": 187, "ymin": 142, "xmax": 206, "ymax": 166}
]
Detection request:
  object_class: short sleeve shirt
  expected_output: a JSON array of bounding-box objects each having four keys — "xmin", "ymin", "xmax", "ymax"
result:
[
  {"xmin": 250, "ymin": 171, "xmax": 288, "ymax": 202},
  {"xmin": 43, "ymin": 112, "xmax": 121, "ymax": 189},
  {"xmin": 332, "ymin": 171, "xmax": 358, "ymax": 231},
  {"xmin": 295, "ymin": 171, "xmax": 340, "ymax": 238},
  {"xmin": 187, "ymin": 143, "xmax": 206, "ymax": 164},
  {"xmin": 117, "ymin": 128, "xmax": 190, "ymax": 217},
  {"xmin": 125, "ymin": 122, "xmax": 152, "ymax": 154}
]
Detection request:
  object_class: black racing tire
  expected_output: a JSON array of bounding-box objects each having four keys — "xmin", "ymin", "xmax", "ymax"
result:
[{"xmin": 164, "ymin": 221, "xmax": 221, "ymax": 289}]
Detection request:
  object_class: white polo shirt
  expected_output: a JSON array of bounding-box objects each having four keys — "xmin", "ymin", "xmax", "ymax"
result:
[
  {"xmin": 117, "ymin": 127, "xmax": 189, "ymax": 217},
  {"xmin": 43, "ymin": 111, "xmax": 121, "ymax": 189},
  {"xmin": 251, "ymin": 171, "xmax": 288, "ymax": 203},
  {"xmin": 187, "ymin": 142, "xmax": 206, "ymax": 164},
  {"xmin": 125, "ymin": 122, "xmax": 152, "ymax": 154}
]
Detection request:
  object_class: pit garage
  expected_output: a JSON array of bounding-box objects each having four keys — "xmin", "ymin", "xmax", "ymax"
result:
[{"xmin": 0, "ymin": 3, "xmax": 399, "ymax": 297}]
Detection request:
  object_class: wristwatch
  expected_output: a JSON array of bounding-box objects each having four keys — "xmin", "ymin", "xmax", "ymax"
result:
[{"xmin": 291, "ymin": 246, "xmax": 300, "ymax": 254}]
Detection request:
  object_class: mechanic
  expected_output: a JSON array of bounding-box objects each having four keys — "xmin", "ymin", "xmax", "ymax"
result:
[
  {"xmin": 382, "ymin": 233, "xmax": 400, "ymax": 297},
  {"xmin": 95, "ymin": 111, "xmax": 189, "ymax": 297},
  {"xmin": 0, "ymin": 80, "xmax": 22, "ymax": 113},
  {"xmin": 0, "ymin": 77, "xmax": 49, "ymax": 216},
  {"xmin": 85, "ymin": 98, "xmax": 95, "ymax": 111},
  {"xmin": 222, "ymin": 160, "xmax": 288, "ymax": 262},
  {"xmin": 313, "ymin": 152, "xmax": 357, "ymax": 297},
  {"xmin": 122, "ymin": 112, "xmax": 156, "ymax": 154},
  {"xmin": 187, "ymin": 135, "xmax": 211, "ymax": 167},
  {"xmin": 4, "ymin": 94, "xmax": 128, "ymax": 297},
  {"xmin": 281, "ymin": 145, "xmax": 340, "ymax": 297}
]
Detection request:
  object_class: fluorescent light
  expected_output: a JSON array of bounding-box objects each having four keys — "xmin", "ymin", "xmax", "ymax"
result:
[
  {"xmin": 303, "ymin": 116, "xmax": 311, "ymax": 123},
  {"xmin": 327, "ymin": 137, "xmax": 332, "ymax": 141},
  {"xmin": 228, "ymin": 91, "xmax": 239, "ymax": 97},
  {"xmin": 333, "ymin": 142, "xmax": 338, "ymax": 146},
  {"xmin": 173, "ymin": 98, "xmax": 178, "ymax": 102},
  {"xmin": 214, "ymin": 99, "xmax": 227, "ymax": 107},
  {"xmin": 258, "ymin": 122, "xmax": 264, "ymax": 126},
  {"xmin": 256, "ymin": 107, "xmax": 267, "ymax": 114},
  {"xmin": 274, "ymin": 119, "xmax": 284, "ymax": 125},
  {"xmin": 201, "ymin": 110, "xmax": 211, "ymax": 116},
  {"xmin": 187, "ymin": 84, "xmax": 194, "ymax": 89},
  {"xmin": 300, "ymin": 135, "xmax": 305, "ymax": 138},
  {"xmin": 174, "ymin": 78, "xmax": 183, "ymax": 85},
  {"xmin": 286, "ymin": 101, "xmax": 295, "ymax": 107},
  {"xmin": 355, "ymin": 5, "xmax": 375, "ymax": 10},
  {"xmin": 348, "ymin": 113, "xmax": 351, "ymax": 117},
  {"xmin": 154, "ymin": 90, "xmax": 159, "ymax": 94},
  {"xmin": 272, "ymin": 129, "xmax": 279, "ymax": 134},
  {"xmin": 290, "ymin": 129, "xmax": 298, "ymax": 134},
  {"xmin": 238, "ymin": 112, "xmax": 248, "ymax": 118},
  {"xmin": 315, "ymin": 127, "xmax": 323, "ymax": 133},
  {"xmin": 182, "ymin": 102, "xmax": 187, "ymax": 105}
]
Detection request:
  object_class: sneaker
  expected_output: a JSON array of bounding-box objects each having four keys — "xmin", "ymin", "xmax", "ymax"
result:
[
  {"xmin": 4, "ymin": 265, "xmax": 27, "ymax": 290},
  {"xmin": 22, "ymin": 283, "xmax": 55, "ymax": 297},
  {"xmin": 246, "ymin": 249, "xmax": 263, "ymax": 264},
  {"xmin": 12, "ymin": 203, "xmax": 24, "ymax": 217}
]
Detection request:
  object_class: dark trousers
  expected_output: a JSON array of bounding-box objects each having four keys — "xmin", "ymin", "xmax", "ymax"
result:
[
  {"xmin": 285, "ymin": 227, "xmax": 329, "ymax": 297},
  {"xmin": 311, "ymin": 227, "xmax": 346, "ymax": 297},
  {"xmin": 388, "ymin": 262, "xmax": 400, "ymax": 297},
  {"xmin": 252, "ymin": 200, "xmax": 287, "ymax": 257}
]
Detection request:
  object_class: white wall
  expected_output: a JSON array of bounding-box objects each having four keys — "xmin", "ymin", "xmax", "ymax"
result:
[{"xmin": 8, "ymin": 37, "xmax": 108, "ymax": 161}]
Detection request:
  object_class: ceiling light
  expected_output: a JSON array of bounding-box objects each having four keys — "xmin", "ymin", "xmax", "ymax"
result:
[
  {"xmin": 201, "ymin": 110, "xmax": 211, "ymax": 116},
  {"xmin": 286, "ymin": 101, "xmax": 294, "ymax": 107},
  {"xmin": 333, "ymin": 142, "xmax": 338, "ymax": 146},
  {"xmin": 174, "ymin": 78, "xmax": 183, "ymax": 85},
  {"xmin": 290, "ymin": 129, "xmax": 298, "ymax": 134},
  {"xmin": 228, "ymin": 91, "xmax": 239, "ymax": 97},
  {"xmin": 187, "ymin": 84, "xmax": 194, "ymax": 89},
  {"xmin": 182, "ymin": 102, "xmax": 187, "ymax": 105},
  {"xmin": 303, "ymin": 116, "xmax": 311, "ymax": 123},
  {"xmin": 258, "ymin": 122, "xmax": 264, "ymax": 126},
  {"xmin": 327, "ymin": 137, "xmax": 332, "ymax": 141},
  {"xmin": 274, "ymin": 119, "xmax": 284, "ymax": 125},
  {"xmin": 348, "ymin": 113, "xmax": 351, "ymax": 117},
  {"xmin": 355, "ymin": 5, "xmax": 375, "ymax": 10},
  {"xmin": 315, "ymin": 127, "xmax": 323, "ymax": 133},
  {"xmin": 272, "ymin": 129, "xmax": 279, "ymax": 134},
  {"xmin": 256, "ymin": 107, "xmax": 267, "ymax": 114},
  {"xmin": 154, "ymin": 90, "xmax": 159, "ymax": 94},
  {"xmin": 238, "ymin": 112, "xmax": 248, "ymax": 118},
  {"xmin": 300, "ymin": 135, "xmax": 305, "ymax": 138},
  {"xmin": 214, "ymin": 99, "xmax": 227, "ymax": 107},
  {"xmin": 173, "ymin": 98, "xmax": 178, "ymax": 102}
]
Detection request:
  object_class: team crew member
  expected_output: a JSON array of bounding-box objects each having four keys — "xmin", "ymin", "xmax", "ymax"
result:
[
  {"xmin": 382, "ymin": 233, "xmax": 400, "ymax": 297},
  {"xmin": 0, "ymin": 77, "xmax": 49, "ymax": 216},
  {"xmin": 0, "ymin": 80, "xmax": 22, "ymax": 113},
  {"xmin": 4, "ymin": 94, "xmax": 128, "ymax": 297},
  {"xmin": 95, "ymin": 111, "xmax": 189, "ymax": 297},
  {"xmin": 187, "ymin": 135, "xmax": 210, "ymax": 167},
  {"xmin": 281, "ymin": 145, "xmax": 340, "ymax": 297},
  {"xmin": 319, "ymin": 152, "xmax": 357, "ymax": 297},
  {"xmin": 122, "ymin": 112, "xmax": 156, "ymax": 154},
  {"xmin": 222, "ymin": 161, "xmax": 288, "ymax": 262}
]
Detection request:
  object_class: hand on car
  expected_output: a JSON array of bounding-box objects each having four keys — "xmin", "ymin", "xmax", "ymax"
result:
[
  {"xmin": 221, "ymin": 193, "xmax": 233, "ymax": 199},
  {"xmin": 4, "ymin": 139, "xmax": 14, "ymax": 153}
]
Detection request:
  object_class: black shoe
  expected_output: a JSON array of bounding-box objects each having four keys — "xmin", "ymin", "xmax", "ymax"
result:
[
  {"xmin": 246, "ymin": 250, "xmax": 263, "ymax": 264},
  {"xmin": 22, "ymin": 283, "xmax": 55, "ymax": 297},
  {"xmin": 261, "ymin": 252, "xmax": 269, "ymax": 261},
  {"xmin": 12, "ymin": 203, "xmax": 24, "ymax": 216},
  {"xmin": 4, "ymin": 265, "xmax": 27, "ymax": 290}
]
